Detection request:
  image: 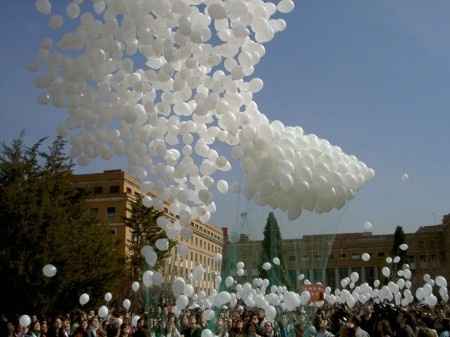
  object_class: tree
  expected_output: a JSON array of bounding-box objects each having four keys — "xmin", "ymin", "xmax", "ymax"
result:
[
  {"xmin": 0, "ymin": 135, "xmax": 124, "ymax": 315},
  {"xmin": 391, "ymin": 226, "xmax": 407, "ymax": 272},
  {"xmin": 124, "ymin": 198, "xmax": 177, "ymax": 280},
  {"xmin": 258, "ymin": 212, "xmax": 291, "ymax": 287}
]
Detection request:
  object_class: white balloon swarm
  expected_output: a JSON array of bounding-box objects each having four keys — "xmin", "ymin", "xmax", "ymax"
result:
[{"xmin": 31, "ymin": 0, "xmax": 374, "ymax": 225}]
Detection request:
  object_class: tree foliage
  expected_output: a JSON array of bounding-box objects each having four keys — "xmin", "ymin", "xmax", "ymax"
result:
[
  {"xmin": 391, "ymin": 225, "xmax": 407, "ymax": 272},
  {"xmin": 258, "ymin": 212, "xmax": 291, "ymax": 288},
  {"xmin": 0, "ymin": 135, "xmax": 124, "ymax": 315},
  {"xmin": 124, "ymin": 198, "xmax": 177, "ymax": 280}
]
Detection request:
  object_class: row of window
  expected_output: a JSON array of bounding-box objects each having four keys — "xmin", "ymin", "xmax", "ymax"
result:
[
  {"xmin": 171, "ymin": 266, "xmax": 217, "ymax": 282},
  {"xmin": 88, "ymin": 185, "xmax": 141, "ymax": 198},
  {"xmin": 188, "ymin": 251, "xmax": 220, "ymax": 270},
  {"xmin": 192, "ymin": 222, "xmax": 222, "ymax": 241}
]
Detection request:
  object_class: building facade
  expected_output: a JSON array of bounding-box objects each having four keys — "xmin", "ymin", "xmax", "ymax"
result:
[
  {"xmin": 72, "ymin": 170, "xmax": 224, "ymax": 294},
  {"xmin": 229, "ymin": 215, "xmax": 450, "ymax": 290}
]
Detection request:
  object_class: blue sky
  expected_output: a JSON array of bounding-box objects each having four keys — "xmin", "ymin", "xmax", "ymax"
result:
[{"xmin": 1, "ymin": 1, "xmax": 449, "ymax": 240}]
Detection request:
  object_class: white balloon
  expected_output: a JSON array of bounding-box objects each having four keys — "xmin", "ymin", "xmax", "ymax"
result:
[
  {"xmin": 361, "ymin": 253, "xmax": 370, "ymax": 262},
  {"xmin": 35, "ymin": 0, "xmax": 51, "ymax": 15},
  {"xmin": 262, "ymin": 262, "xmax": 272, "ymax": 271},
  {"xmin": 399, "ymin": 243, "xmax": 408, "ymax": 251},
  {"xmin": 79, "ymin": 293, "xmax": 90, "ymax": 306},
  {"xmin": 19, "ymin": 315, "xmax": 31, "ymax": 328},
  {"xmin": 155, "ymin": 238, "xmax": 169, "ymax": 251},
  {"xmin": 143, "ymin": 270, "xmax": 154, "ymax": 287},
  {"xmin": 363, "ymin": 221, "xmax": 373, "ymax": 231},
  {"xmin": 272, "ymin": 257, "xmax": 280, "ymax": 265},
  {"xmin": 122, "ymin": 299, "xmax": 131, "ymax": 311},
  {"xmin": 104, "ymin": 292, "xmax": 112, "ymax": 302},
  {"xmin": 217, "ymin": 180, "xmax": 229, "ymax": 194},
  {"xmin": 382, "ymin": 267, "xmax": 391, "ymax": 278},
  {"xmin": 42, "ymin": 264, "xmax": 57, "ymax": 278},
  {"xmin": 98, "ymin": 305, "xmax": 109, "ymax": 319},
  {"xmin": 132, "ymin": 281, "xmax": 140, "ymax": 292}
]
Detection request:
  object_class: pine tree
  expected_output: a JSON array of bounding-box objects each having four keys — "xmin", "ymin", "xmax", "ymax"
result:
[
  {"xmin": 0, "ymin": 135, "xmax": 124, "ymax": 315},
  {"xmin": 258, "ymin": 212, "xmax": 291, "ymax": 288},
  {"xmin": 124, "ymin": 198, "xmax": 177, "ymax": 280},
  {"xmin": 391, "ymin": 226, "xmax": 407, "ymax": 272}
]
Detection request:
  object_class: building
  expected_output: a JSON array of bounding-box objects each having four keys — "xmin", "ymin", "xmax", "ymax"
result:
[
  {"xmin": 229, "ymin": 214, "xmax": 450, "ymax": 290},
  {"xmin": 72, "ymin": 170, "xmax": 224, "ymax": 294}
]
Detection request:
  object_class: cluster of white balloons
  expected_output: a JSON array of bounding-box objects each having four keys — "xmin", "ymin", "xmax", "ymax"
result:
[
  {"xmin": 31, "ymin": 0, "xmax": 374, "ymax": 227},
  {"xmin": 325, "ymin": 267, "xmax": 448, "ymax": 309}
]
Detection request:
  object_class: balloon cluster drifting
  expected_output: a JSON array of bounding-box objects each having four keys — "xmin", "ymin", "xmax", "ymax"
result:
[
  {"xmin": 32, "ymin": 246, "xmax": 448, "ymax": 325},
  {"xmin": 31, "ymin": 0, "xmax": 374, "ymax": 225}
]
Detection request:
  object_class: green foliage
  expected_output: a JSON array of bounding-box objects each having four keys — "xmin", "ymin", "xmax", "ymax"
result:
[
  {"xmin": 391, "ymin": 226, "xmax": 407, "ymax": 272},
  {"xmin": 124, "ymin": 198, "xmax": 177, "ymax": 280},
  {"xmin": 0, "ymin": 134, "xmax": 124, "ymax": 315},
  {"xmin": 258, "ymin": 212, "xmax": 291, "ymax": 288}
]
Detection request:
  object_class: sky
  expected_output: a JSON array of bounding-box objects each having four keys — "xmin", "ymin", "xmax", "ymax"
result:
[{"xmin": 1, "ymin": 0, "xmax": 449, "ymax": 240}]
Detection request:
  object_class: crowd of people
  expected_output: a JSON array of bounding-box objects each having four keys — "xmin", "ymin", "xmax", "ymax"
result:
[{"xmin": 2, "ymin": 302, "xmax": 450, "ymax": 337}]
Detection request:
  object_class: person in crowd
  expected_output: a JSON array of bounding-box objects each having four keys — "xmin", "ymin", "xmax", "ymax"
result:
[
  {"xmin": 189, "ymin": 314, "xmax": 202, "ymax": 337},
  {"xmin": 349, "ymin": 316, "xmax": 369, "ymax": 337},
  {"xmin": 73, "ymin": 327, "xmax": 88, "ymax": 337},
  {"xmin": 215, "ymin": 318, "xmax": 229, "ymax": 337},
  {"xmin": 40, "ymin": 321, "xmax": 48, "ymax": 337},
  {"xmin": 87, "ymin": 317, "xmax": 99, "ymax": 337},
  {"xmin": 133, "ymin": 318, "xmax": 148, "ymax": 337},
  {"xmin": 313, "ymin": 315, "xmax": 334, "ymax": 337},
  {"xmin": 263, "ymin": 321, "xmax": 278, "ymax": 337},
  {"xmin": 164, "ymin": 314, "xmax": 180, "ymax": 337},
  {"xmin": 247, "ymin": 323, "xmax": 262, "ymax": 337},
  {"xmin": 119, "ymin": 323, "xmax": 131, "ymax": 337},
  {"xmin": 376, "ymin": 320, "xmax": 393, "ymax": 337},
  {"xmin": 27, "ymin": 321, "xmax": 41, "ymax": 337}
]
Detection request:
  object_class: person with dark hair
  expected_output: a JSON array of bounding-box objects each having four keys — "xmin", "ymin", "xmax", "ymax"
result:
[
  {"xmin": 349, "ymin": 316, "xmax": 369, "ymax": 337},
  {"xmin": 119, "ymin": 323, "xmax": 131, "ymax": 337},
  {"xmin": 87, "ymin": 318, "xmax": 100, "ymax": 337},
  {"xmin": 189, "ymin": 314, "xmax": 202, "ymax": 337},
  {"xmin": 247, "ymin": 324, "xmax": 262, "ymax": 337},
  {"xmin": 313, "ymin": 315, "xmax": 334, "ymax": 337},
  {"xmin": 73, "ymin": 327, "xmax": 88, "ymax": 337},
  {"xmin": 133, "ymin": 318, "xmax": 149, "ymax": 337},
  {"xmin": 417, "ymin": 328, "xmax": 438, "ymax": 337},
  {"xmin": 262, "ymin": 321, "xmax": 278, "ymax": 337},
  {"xmin": 164, "ymin": 314, "xmax": 180, "ymax": 337},
  {"xmin": 294, "ymin": 323, "xmax": 304, "ymax": 337},
  {"xmin": 376, "ymin": 320, "xmax": 393, "ymax": 337}
]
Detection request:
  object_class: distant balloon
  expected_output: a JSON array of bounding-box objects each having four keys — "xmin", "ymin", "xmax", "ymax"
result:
[
  {"xmin": 401, "ymin": 173, "xmax": 409, "ymax": 182},
  {"xmin": 42, "ymin": 264, "xmax": 57, "ymax": 278},
  {"xmin": 364, "ymin": 221, "xmax": 373, "ymax": 232}
]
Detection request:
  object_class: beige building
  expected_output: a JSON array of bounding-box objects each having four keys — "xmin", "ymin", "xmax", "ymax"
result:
[
  {"xmin": 72, "ymin": 169, "xmax": 224, "ymax": 294},
  {"xmin": 229, "ymin": 214, "xmax": 450, "ymax": 290}
]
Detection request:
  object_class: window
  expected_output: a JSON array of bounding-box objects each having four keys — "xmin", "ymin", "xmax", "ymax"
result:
[
  {"xmin": 126, "ymin": 187, "xmax": 132, "ymax": 194},
  {"xmin": 135, "ymin": 192, "xmax": 141, "ymax": 198},
  {"xmin": 378, "ymin": 252, "xmax": 385, "ymax": 257},
  {"xmin": 89, "ymin": 208, "xmax": 98, "ymax": 217},
  {"xmin": 107, "ymin": 207, "xmax": 116, "ymax": 221},
  {"xmin": 289, "ymin": 255, "xmax": 296, "ymax": 262},
  {"xmin": 111, "ymin": 228, "xmax": 118, "ymax": 235},
  {"xmin": 420, "ymin": 255, "xmax": 426, "ymax": 262},
  {"xmin": 351, "ymin": 254, "xmax": 360, "ymax": 260},
  {"xmin": 110, "ymin": 185, "xmax": 120, "ymax": 193},
  {"xmin": 94, "ymin": 186, "xmax": 103, "ymax": 194},
  {"xmin": 341, "ymin": 253, "xmax": 346, "ymax": 258}
]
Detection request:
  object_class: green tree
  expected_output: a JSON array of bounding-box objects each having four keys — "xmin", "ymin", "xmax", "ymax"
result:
[
  {"xmin": 258, "ymin": 212, "xmax": 291, "ymax": 287},
  {"xmin": 391, "ymin": 226, "xmax": 407, "ymax": 272},
  {"xmin": 124, "ymin": 198, "xmax": 177, "ymax": 279},
  {"xmin": 0, "ymin": 135, "xmax": 124, "ymax": 315}
]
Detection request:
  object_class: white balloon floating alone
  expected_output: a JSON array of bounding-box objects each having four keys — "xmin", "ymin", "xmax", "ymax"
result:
[
  {"xmin": 132, "ymin": 281, "xmax": 140, "ymax": 292},
  {"xmin": 35, "ymin": 0, "xmax": 51, "ymax": 15},
  {"xmin": 298, "ymin": 274, "xmax": 305, "ymax": 281},
  {"xmin": 19, "ymin": 315, "xmax": 31, "ymax": 328},
  {"xmin": 399, "ymin": 243, "xmax": 409, "ymax": 251},
  {"xmin": 393, "ymin": 256, "xmax": 401, "ymax": 264},
  {"xmin": 31, "ymin": 0, "xmax": 374, "ymax": 227},
  {"xmin": 401, "ymin": 173, "xmax": 409, "ymax": 182},
  {"xmin": 98, "ymin": 305, "xmax": 109, "ymax": 319},
  {"xmin": 236, "ymin": 261, "xmax": 245, "ymax": 270},
  {"xmin": 361, "ymin": 253, "xmax": 371, "ymax": 262},
  {"xmin": 79, "ymin": 293, "xmax": 90, "ymax": 306},
  {"xmin": 122, "ymin": 299, "xmax": 131, "ymax": 311},
  {"xmin": 104, "ymin": 292, "xmax": 112, "ymax": 302},
  {"xmin": 382, "ymin": 267, "xmax": 391, "ymax": 278},
  {"xmin": 386, "ymin": 257, "xmax": 393, "ymax": 264},
  {"xmin": 155, "ymin": 238, "xmax": 169, "ymax": 251},
  {"xmin": 262, "ymin": 262, "xmax": 272, "ymax": 271},
  {"xmin": 42, "ymin": 264, "xmax": 57, "ymax": 278},
  {"xmin": 364, "ymin": 221, "xmax": 373, "ymax": 232},
  {"xmin": 273, "ymin": 257, "xmax": 281, "ymax": 265}
]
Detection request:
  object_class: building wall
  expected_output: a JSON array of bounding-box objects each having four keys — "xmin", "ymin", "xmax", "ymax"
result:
[
  {"xmin": 72, "ymin": 170, "xmax": 224, "ymax": 294},
  {"xmin": 229, "ymin": 217, "xmax": 450, "ymax": 291}
]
